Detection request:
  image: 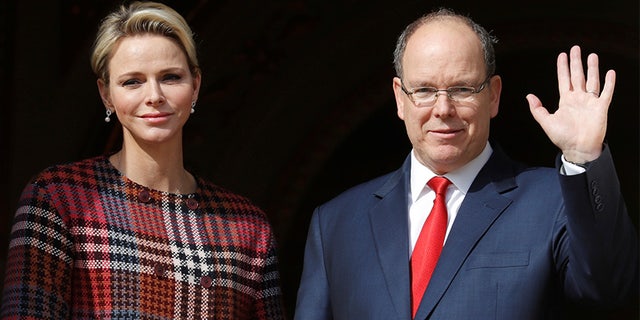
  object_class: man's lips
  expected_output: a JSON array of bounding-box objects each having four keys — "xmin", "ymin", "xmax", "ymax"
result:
[
  {"xmin": 429, "ymin": 128, "xmax": 463, "ymax": 134},
  {"xmin": 427, "ymin": 128, "xmax": 465, "ymax": 140}
]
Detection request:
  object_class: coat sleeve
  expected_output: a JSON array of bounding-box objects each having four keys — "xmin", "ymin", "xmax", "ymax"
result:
[
  {"xmin": 293, "ymin": 207, "xmax": 332, "ymax": 320},
  {"xmin": 556, "ymin": 144, "xmax": 639, "ymax": 307},
  {"xmin": 1, "ymin": 181, "xmax": 74, "ymax": 319},
  {"xmin": 254, "ymin": 229, "xmax": 287, "ymax": 320}
]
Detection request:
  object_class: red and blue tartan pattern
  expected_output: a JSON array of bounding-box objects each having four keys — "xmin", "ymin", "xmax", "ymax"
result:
[{"xmin": 1, "ymin": 156, "xmax": 285, "ymax": 319}]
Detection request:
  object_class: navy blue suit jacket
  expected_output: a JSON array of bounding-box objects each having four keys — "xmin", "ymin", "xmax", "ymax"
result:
[{"xmin": 294, "ymin": 145, "xmax": 638, "ymax": 319}]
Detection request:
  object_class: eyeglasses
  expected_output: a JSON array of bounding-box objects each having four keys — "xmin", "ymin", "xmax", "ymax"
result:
[{"xmin": 400, "ymin": 76, "xmax": 493, "ymax": 107}]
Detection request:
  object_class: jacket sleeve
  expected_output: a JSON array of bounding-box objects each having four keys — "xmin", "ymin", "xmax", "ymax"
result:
[
  {"xmin": 254, "ymin": 229, "xmax": 287, "ymax": 320},
  {"xmin": 1, "ymin": 181, "xmax": 73, "ymax": 319},
  {"xmin": 556, "ymin": 144, "xmax": 639, "ymax": 307},
  {"xmin": 293, "ymin": 207, "xmax": 332, "ymax": 320}
]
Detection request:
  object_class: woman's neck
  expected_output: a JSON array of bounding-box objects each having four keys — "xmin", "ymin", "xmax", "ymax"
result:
[{"xmin": 109, "ymin": 145, "xmax": 196, "ymax": 194}]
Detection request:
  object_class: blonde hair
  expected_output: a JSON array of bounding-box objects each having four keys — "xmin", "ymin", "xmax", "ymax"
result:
[{"xmin": 91, "ymin": 1, "xmax": 199, "ymax": 83}]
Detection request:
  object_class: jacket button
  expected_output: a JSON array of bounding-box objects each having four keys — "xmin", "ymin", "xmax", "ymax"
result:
[
  {"xmin": 186, "ymin": 198, "xmax": 199, "ymax": 210},
  {"xmin": 594, "ymin": 195, "xmax": 602, "ymax": 204},
  {"xmin": 138, "ymin": 190, "xmax": 151, "ymax": 203},
  {"xmin": 154, "ymin": 264, "xmax": 166, "ymax": 276},
  {"xmin": 200, "ymin": 276, "xmax": 212, "ymax": 288}
]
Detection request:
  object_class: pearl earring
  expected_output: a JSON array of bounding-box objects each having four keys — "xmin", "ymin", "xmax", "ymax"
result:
[
  {"xmin": 105, "ymin": 109, "xmax": 112, "ymax": 123},
  {"xmin": 191, "ymin": 101, "xmax": 196, "ymax": 114}
]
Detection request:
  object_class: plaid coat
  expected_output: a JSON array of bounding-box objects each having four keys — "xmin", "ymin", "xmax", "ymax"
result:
[{"xmin": 1, "ymin": 156, "xmax": 285, "ymax": 319}]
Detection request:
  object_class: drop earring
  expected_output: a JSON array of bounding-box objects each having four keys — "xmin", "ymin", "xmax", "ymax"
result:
[
  {"xmin": 105, "ymin": 109, "xmax": 112, "ymax": 123},
  {"xmin": 191, "ymin": 101, "xmax": 196, "ymax": 114}
]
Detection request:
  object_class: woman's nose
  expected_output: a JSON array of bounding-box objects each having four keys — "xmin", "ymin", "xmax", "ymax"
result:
[{"xmin": 146, "ymin": 81, "xmax": 165, "ymax": 106}]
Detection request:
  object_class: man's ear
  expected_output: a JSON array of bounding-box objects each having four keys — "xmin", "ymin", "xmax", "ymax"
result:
[
  {"xmin": 488, "ymin": 75, "xmax": 502, "ymax": 118},
  {"xmin": 393, "ymin": 77, "xmax": 406, "ymax": 120}
]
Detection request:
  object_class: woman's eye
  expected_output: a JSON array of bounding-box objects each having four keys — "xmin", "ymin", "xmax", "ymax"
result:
[
  {"xmin": 164, "ymin": 74, "xmax": 181, "ymax": 81},
  {"xmin": 122, "ymin": 79, "xmax": 141, "ymax": 86}
]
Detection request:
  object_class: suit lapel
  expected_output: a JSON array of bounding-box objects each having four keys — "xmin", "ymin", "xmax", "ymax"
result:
[
  {"xmin": 368, "ymin": 156, "xmax": 412, "ymax": 320},
  {"xmin": 415, "ymin": 148, "xmax": 519, "ymax": 319}
]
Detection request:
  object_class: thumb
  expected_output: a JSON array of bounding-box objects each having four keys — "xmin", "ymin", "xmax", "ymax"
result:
[{"xmin": 526, "ymin": 94, "xmax": 549, "ymax": 125}]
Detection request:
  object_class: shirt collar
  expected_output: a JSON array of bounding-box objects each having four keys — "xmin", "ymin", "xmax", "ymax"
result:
[{"xmin": 410, "ymin": 142, "xmax": 493, "ymax": 202}]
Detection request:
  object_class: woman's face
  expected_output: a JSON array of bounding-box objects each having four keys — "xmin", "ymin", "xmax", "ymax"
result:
[{"xmin": 98, "ymin": 34, "xmax": 200, "ymax": 147}]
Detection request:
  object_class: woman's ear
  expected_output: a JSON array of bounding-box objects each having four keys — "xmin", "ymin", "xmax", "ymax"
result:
[
  {"xmin": 192, "ymin": 72, "xmax": 202, "ymax": 102},
  {"xmin": 97, "ymin": 79, "xmax": 112, "ymax": 110}
]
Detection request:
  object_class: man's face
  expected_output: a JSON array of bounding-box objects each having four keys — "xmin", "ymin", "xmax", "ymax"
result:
[{"xmin": 392, "ymin": 18, "xmax": 501, "ymax": 174}]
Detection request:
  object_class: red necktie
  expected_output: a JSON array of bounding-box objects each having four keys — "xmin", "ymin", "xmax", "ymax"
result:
[{"xmin": 411, "ymin": 176, "xmax": 451, "ymax": 318}]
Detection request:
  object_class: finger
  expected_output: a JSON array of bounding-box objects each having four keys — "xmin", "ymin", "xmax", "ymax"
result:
[
  {"xmin": 586, "ymin": 53, "xmax": 600, "ymax": 95},
  {"xmin": 569, "ymin": 45, "xmax": 586, "ymax": 92},
  {"xmin": 600, "ymin": 69, "xmax": 616, "ymax": 103},
  {"xmin": 557, "ymin": 52, "xmax": 571, "ymax": 94}
]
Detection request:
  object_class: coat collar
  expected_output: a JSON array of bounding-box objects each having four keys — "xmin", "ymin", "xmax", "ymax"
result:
[{"xmin": 369, "ymin": 155, "xmax": 412, "ymax": 319}]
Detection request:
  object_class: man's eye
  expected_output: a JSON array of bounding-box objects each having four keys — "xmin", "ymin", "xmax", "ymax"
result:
[
  {"xmin": 415, "ymin": 87, "xmax": 437, "ymax": 94},
  {"xmin": 450, "ymin": 87, "xmax": 474, "ymax": 94}
]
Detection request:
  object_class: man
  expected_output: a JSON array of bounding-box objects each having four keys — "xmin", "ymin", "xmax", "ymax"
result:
[{"xmin": 294, "ymin": 8, "xmax": 638, "ymax": 320}]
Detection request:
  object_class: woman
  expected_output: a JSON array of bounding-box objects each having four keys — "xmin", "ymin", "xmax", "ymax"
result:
[{"xmin": 1, "ymin": 2, "xmax": 285, "ymax": 319}]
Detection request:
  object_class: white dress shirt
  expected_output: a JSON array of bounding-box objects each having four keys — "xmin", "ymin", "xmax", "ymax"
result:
[{"xmin": 408, "ymin": 142, "xmax": 492, "ymax": 254}]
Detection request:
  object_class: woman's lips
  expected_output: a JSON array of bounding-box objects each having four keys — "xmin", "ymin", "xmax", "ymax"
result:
[{"xmin": 140, "ymin": 112, "xmax": 172, "ymax": 123}]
